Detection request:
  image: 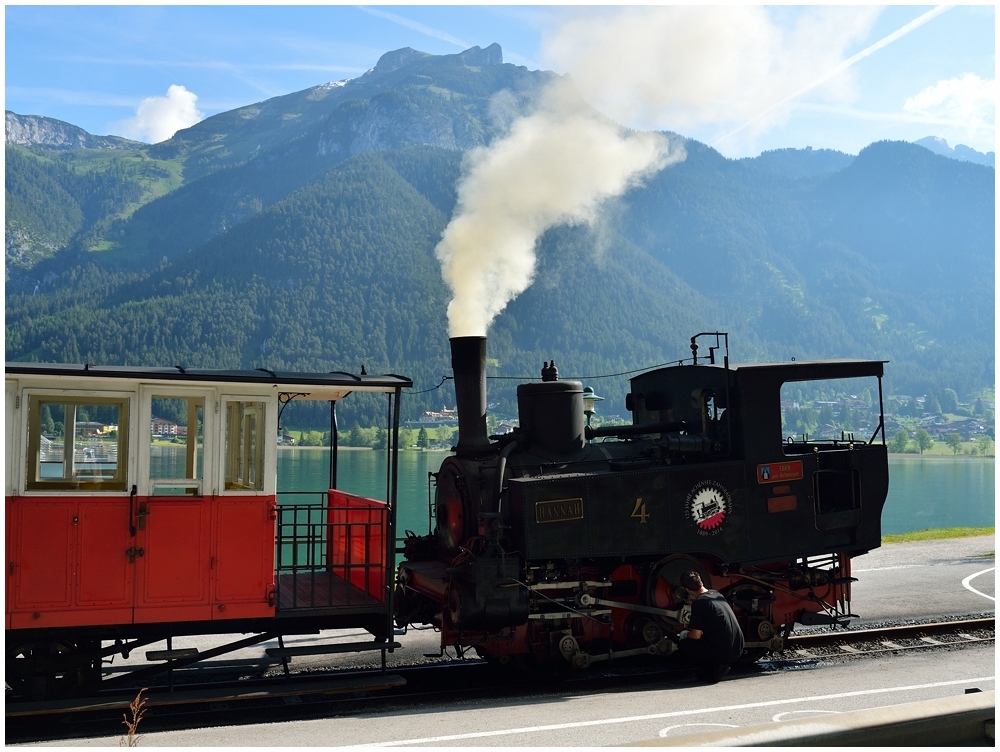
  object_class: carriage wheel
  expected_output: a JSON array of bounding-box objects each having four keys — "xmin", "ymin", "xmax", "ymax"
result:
[{"xmin": 6, "ymin": 640, "xmax": 101, "ymax": 700}]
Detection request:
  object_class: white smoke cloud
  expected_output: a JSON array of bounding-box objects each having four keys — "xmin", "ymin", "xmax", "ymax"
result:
[
  {"xmin": 541, "ymin": 6, "xmax": 879, "ymax": 138},
  {"xmin": 117, "ymin": 84, "xmax": 203, "ymax": 143},
  {"xmin": 904, "ymin": 73, "xmax": 995, "ymax": 133},
  {"xmin": 436, "ymin": 79, "xmax": 683, "ymax": 337}
]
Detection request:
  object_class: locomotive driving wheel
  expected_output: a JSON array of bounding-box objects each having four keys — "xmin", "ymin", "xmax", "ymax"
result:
[
  {"xmin": 720, "ymin": 581, "xmax": 777, "ymax": 663},
  {"xmin": 646, "ymin": 555, "xmax": 713, "ymax": 627}
]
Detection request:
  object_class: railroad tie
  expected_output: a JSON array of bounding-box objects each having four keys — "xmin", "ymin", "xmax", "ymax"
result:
[
  {"xmin": 880, "ymin": 641, "xmax": 905, "ymax": 649},
  {"xmin": 919, "ymin": 636, "xmax": 943, "ymax": 645},
  {"xmin": 794, "ymin": 649, "xmax": 818, "ymax": 658},
  {"xmin": 838, "ymin": 645, "xmax": 862, "ymax": 654}
]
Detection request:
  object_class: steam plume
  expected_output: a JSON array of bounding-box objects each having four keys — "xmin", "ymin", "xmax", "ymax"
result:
[
  {"xmin": 542, "ymin": 6, "xmax": 879, "ymax": 139},
  {"xmin": 436, "ymin": 79, "xmax": 683, "ymax": 337}
]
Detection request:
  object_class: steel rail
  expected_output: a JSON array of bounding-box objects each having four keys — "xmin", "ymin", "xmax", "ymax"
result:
[{"xmin": 785, "ymin": 617, "xmax": 994, "ymax": 649}]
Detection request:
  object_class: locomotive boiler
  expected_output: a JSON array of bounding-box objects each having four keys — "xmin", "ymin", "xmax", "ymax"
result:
[{"xmin": 395, "ymin": 333, "xmax": 889, "ymax": 668}]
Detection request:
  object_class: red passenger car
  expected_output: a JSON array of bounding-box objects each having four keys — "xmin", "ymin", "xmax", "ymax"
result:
[{"xmin": 5, "ymin": 363, "xmax": 410, "ymax": 701}]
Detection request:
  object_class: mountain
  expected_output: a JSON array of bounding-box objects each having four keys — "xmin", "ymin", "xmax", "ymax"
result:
[
  {"xmin": 6, "ymin": 111, "xmax": 141, "ymax": 151},
  {"xmin": 914, "ymin": 136, "xmax": 995, "ymax": 168},
  {"xmin": 740, "ymin": 146, "xmax": 854, "ymax": 179},
  {"xmin": 4, "ymin": 45, "xmax": 995, "ymax": 425}
]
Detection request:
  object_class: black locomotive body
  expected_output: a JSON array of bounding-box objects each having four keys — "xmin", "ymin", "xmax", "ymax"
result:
[{"xmin": 396, "ymin": 334, "xmax": 889, "ymax": 667}]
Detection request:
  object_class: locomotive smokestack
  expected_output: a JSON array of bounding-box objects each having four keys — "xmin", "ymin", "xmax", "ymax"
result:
[{"xmin": 450, "ymin": 336, "xmax": 491, "ymax": 455}]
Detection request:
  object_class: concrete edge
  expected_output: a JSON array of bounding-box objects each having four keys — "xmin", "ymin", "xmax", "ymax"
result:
[{"xmin": 624, "ymin": 690, "xmax": 995, "ymax": 747}]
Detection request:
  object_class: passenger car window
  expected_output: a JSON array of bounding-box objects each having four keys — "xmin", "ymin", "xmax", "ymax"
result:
[
  {"xmin": 224, "ymin": 400, "xmax": 265, "ymax": 491},
  {"xmin": 26, "ymin": 395, "xmax": 130, "ymax": 491},
  {"xmin": 149, "ymin": 396, "xmax": 205, "ymax": 495}
]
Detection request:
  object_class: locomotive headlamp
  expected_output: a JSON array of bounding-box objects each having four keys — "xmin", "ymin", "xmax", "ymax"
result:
[
  {"xmin": 583, "ymin": 387, "xmax": 604, "ymax": 442},
  {"xmin": 583, "ymin": 386, "xmax": 604, "ymax": 418}
]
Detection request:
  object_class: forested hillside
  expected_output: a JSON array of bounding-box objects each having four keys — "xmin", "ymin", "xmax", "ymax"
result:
[{"xmin": 5, "ymin": 45, "xmax": 995, "ymax": 427}]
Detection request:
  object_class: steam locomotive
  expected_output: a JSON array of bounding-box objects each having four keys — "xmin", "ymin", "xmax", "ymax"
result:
[
  {"xmin": 395, "ymin": 333, "xmax": 889, "ymax": 668},
  {"xmin": 4, "ymin": 331, "xmax": 887, "ymax": 702}
]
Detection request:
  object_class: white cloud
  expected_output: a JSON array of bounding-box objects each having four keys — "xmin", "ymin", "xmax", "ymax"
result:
[
  {"xmin": 904, "ymin": 73, "xmax": 995, "ymax": 132},
  {"xmin": 116, "ymin": 84, "xmax": 203, "ymax": 143}
]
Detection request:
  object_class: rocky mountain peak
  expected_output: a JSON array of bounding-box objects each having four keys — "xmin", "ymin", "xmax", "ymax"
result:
[
  {"xmin": 6, "ymin": 111, "xmax": 140, "ymax": 150},
  {"xmin": 373, "ymin": 47, "xmax": 432, "ymax": 74},
  {"xmin": 458, "ymin": 43, "xmax": 503, "ymax": 67},
  {"xmin": 914, "ymin": 136, "xmax": 995, "ymax": 168},
  {"xmin": 372, "ymin": 43, "xmax": 503, "ymax": 76}
]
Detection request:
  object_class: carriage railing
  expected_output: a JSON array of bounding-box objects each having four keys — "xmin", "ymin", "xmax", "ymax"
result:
[{"xmin": 275, "ymin": 492, "xmax": 388, "ymax": 610}]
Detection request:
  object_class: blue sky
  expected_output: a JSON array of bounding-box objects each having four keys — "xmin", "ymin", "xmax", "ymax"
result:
[{"xmin": 4, "ymin": 5, "xmax": 995, "ymax": 158}]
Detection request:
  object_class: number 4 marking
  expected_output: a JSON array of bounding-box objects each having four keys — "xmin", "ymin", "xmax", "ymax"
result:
[{"xmin": 631, "ymin": 497, "xmax": 649, "ymax": 524}]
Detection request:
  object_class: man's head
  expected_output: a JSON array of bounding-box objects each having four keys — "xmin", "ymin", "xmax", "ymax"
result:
[{"xmin": 679, "ymin": 570, "xmax": 706, "ymax": 595}]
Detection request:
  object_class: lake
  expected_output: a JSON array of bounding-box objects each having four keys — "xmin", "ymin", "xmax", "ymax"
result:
[{"xmin": 155, "ymin": 446, "xmax": 994, "ymax": 537}]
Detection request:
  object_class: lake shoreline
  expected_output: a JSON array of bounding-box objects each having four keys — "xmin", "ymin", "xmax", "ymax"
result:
[{"xmin": 888, "ymin": 453, "xmax": 995, "ymax": 460}]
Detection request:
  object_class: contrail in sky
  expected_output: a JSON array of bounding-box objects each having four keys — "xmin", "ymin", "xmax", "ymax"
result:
[
  {"xmin": 358, "ymin": 6, "xmax": 470, "ymax": 50},
  {"xmin": 714, "ymin": 5, "xmax": 953, "ymax": 146}
]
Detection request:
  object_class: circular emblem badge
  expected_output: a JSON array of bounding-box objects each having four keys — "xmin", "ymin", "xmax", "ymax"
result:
[{"xmin": 686, "ymin": 480, "xmax": 730, "ymax": 535}]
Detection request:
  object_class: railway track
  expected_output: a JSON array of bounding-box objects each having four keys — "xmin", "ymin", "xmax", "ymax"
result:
[
  {"xmin": 6, "ymin": 616, "xmax": 993, "ymax": 743},
  {"xmin": 784, "ymin": 617, "xmax": 995, "ymax": 657}
]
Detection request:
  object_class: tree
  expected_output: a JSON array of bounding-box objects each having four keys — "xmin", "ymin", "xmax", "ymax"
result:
[
  {"xmin": 924, "ymin": 394, "xmax": 941, "ymax": 415},
  {"xmin": 888, "ymin": 429, "xmax": 909, "ymax": 454},
  {"xmin": 344, "ymin": 423, "xmax": 363, "ymax": 447},
  {"xmin": 437, "ymin": 425, "xmax": 455, "ymax": 446},
  {"xmin": 417, "ymin": 427, "xmax": 429, "ymax": 448},
  {"xmin": 976, "ymin": 435, "xmax": 994, "ymax": 457},
  {"xmin": 818, "ymin": 405, "xmax": 836, "ymax": 432},
  {"xmin": 944, "ymin": 432, "xmax": 963, "ymax": 455},
  {"xmin": 41, "ymin": 405, "xmax": 56, "ymax": 435},
  {"xmin": 941, "ymin": 388, "xmax": 959, "ymax": 414},
  {"xmin": 915, "ymin": 429, "xmax": 933, "ymax": 455},
  {"xmin": 374, "ymin": 427, "xmax": 388, "ymax": 450}
]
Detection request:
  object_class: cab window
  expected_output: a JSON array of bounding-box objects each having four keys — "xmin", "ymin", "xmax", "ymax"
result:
[{"xmin": 26, "ymin": 395, "xmax": 130, "ymax": 491}]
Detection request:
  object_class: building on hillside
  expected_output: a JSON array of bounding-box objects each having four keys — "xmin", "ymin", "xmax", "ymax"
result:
[
  {"xmin": 404, "ymin": 406, "xmax": 458, "ymax": 428},
  {"xmin": 151, "ymin": 418, "xmax": 179, "ymax": 437}
]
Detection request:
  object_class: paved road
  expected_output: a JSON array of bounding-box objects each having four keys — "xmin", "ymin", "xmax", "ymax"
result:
[
  {"xmin": 27, "ymin": 535, "xmax": 995, "ymax": 747},
  {"xmin": 37, "ymin": 643, "xmax": 994, "ymax": 746},
  {"xmin": 849, "ymin": 535, "xmax": 995, "ymax": 624}
]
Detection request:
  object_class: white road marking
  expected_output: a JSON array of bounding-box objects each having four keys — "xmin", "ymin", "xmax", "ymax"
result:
[
  {"xmin": 772, "ymin": 709, "xmax": 840, "ymax": 722},
  {"xmin": 961, "ymin": 567, "xmax": 996, "ymax": 601},
  {"xmin": 853, "ymin": 564, "xmax": 924, "ymax": 573},
  {"xmin": 658, "ymin": 723, "xmax": 738, "ymax": 737},
  {"xmin": 366, "ymin": 676, "xmax": 996, "ymax": 747}
]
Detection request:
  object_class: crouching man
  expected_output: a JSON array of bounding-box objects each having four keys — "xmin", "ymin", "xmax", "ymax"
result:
[{"xmin": 676, "ymin": 570, "xmax": 745, "ymax": 683}]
